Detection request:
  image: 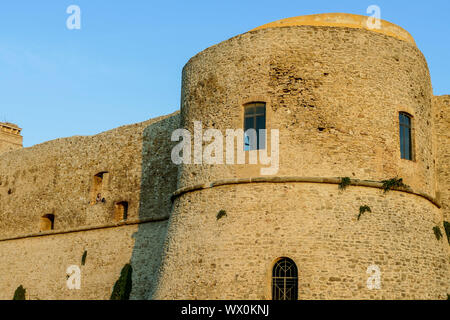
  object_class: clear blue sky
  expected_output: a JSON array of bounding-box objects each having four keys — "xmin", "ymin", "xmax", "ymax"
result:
[{"xmin": 0, "ymin": 0, "xmax": 449, "ymax": 147}]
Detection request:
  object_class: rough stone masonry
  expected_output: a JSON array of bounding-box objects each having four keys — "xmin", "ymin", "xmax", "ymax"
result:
[{"xmin": 0, "ymin": 13, "xmax": 448, "ymax": 300}]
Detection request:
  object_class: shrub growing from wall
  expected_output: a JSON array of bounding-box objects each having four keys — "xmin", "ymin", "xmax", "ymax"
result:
[
  {"xmin": 110, "ymin": 264, "xmax": 133, "ymax": 300},
  {"xmin": 13, "ymin": 285, "xmax": 26, "ymax": 300}
]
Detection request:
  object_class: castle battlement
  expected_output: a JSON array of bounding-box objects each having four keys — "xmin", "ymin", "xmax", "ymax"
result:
[
  {"xmin": 0, "ymin": 122, "xmax": 21, "ymax": 135},
  {"xmin": 0, "ymin": 122, "xmax": 23, "ymax": 154}
]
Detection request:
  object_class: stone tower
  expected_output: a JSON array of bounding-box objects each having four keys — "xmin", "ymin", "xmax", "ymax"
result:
[
  {"xmin": 0, "ymin": 122, "xmax": 23, "ymax": 154},
  {"xmin": 154, "ymin": 13, "xmax": 449, "ymax": 300}
]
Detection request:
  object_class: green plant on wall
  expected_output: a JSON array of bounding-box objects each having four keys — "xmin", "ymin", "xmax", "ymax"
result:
[
  {"xmin": 110, "ymin": 263, "xmax": 133, "ymax": 300},
  {"xmin": 444, "ymin": 221, "xmax": 450, "ymax": 245},
  {"xmin": 81, "ymin": 250, "xmax": 87, "ymax": 266},
  {"xmin": 13, "ymin": 285, "xmax": 26, "ymax": 300},
  {"xmin": 338, "ymin": 177, "xmax": 351, "ymax": 191},
  {"xmin": 217, "ymin": 210, "xmax": 227, "ymax": 220},
  {"xmin": 433, "ymin": 226, "xmax": 443, "ymax": 241},
  {"xmin": 358, "ymin": 206, "xmax": 372, "ymax": 220},
  {"xmin": 381, "ymin": 178, "xmax": 409, "ymax": 193}
]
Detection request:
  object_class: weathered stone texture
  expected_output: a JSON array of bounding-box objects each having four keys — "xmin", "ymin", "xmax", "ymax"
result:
[
  {"xmin": 0, "ymin": 113, "xmax": 179, "ymax": 238},
  {"xmin": 0, "ymin": 15, "xmax": 448, "ymax": 300},
  {"xmin": 0, "ymin": 221, "xmax": 167, "ymax": 300},
  {"xmin": 156, "ymin": 184, "xmax": 449, "ymax": 300},
  {"xmin": 156, "ymin": 24, "xmax": 449, "ymax": 300},
  {"xmin": 0, "ymin": 112, "xmax": 180, "ymax": 299},
  {"xmin": 433, "ymin": 95, "xmax": 450, "ymax": 221},
  {"xmin": 178, "ymin": 26, "xmax": 436, "ymax": 199}
]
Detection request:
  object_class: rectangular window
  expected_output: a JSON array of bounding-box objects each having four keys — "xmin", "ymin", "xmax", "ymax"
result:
[
  {"xmin": 244, "ymin": 102, "xmax": 266, "ymax": 150},
  {"xmin": 399, "ymin": 112, "xmax": 413, "ymax": 160}
]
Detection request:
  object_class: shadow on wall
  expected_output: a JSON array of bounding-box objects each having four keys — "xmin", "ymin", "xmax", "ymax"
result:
[{"xmin": 128, "ymin": 113, "xmax": 180, "ymax": 300}]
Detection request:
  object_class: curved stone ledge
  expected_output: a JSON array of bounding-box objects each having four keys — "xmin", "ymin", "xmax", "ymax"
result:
[
  {"xmin": 171, "ymin": 177, "xmax": 441, "ymax": 208},
  {"xmin": 0, "ymin": 216, "xmax": 170, "ymax": 243},
  {"xmin": 250, "ymin": 13, "xmax": 416, "ymax": 46}
]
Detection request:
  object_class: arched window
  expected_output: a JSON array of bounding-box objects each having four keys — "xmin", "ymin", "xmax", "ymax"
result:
[
  {"xmin": 244, "ymin": 102, "xmax": 266, "ymax": 151},
  {"xmin": 399, "ymin": 112, "xmax": 413, "ymax": 160},
  {"xmin": 272, "ymin": 257, "xmax": 298, "ymax": 300}
]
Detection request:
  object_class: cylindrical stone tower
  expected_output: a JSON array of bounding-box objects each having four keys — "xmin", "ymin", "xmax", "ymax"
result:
[{"xmin": 155, "ymin": 13, "xmax": 449, "ymax": 300}]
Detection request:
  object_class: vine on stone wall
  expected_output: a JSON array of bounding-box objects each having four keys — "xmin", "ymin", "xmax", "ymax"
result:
[
  {"xmin": 217, "ymin": 210, "xmax": 227, "ymax": 220},
  {"xmin": 13, "ymin": 285, "xmax": 26, "ymax": 300},
  {"xmin": 444, "ymin": 222, "xmax": 450, "ymax": 245},
  {"xmin": 338, "ymin": 177, "xmax": 351, "ymax": 191},
  {"xmin": 110, "ymin": 263, "xmax": 133, "ymax": 300},
  {"xmin": 433, "ymin": 226, "xmax": 443, "ymax": 241},
  {"xmin": 358, "ymin": 206, "xmax": 372, "ymax": 220},
  {"xmin": 381, "ymin": 178, "xmax": 409, "ymax": 193},
  {"xmin": 81, "ymin": 250, "xmax": 87, "ymax": 266}
]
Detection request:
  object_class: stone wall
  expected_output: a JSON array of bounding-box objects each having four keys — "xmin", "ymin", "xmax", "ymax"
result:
[
  {"xmin": 433, "ymin": 95, "xmax": 450, "ymax": 221},
  {"xmin": 0, "ymin": 112, "xmax": 180, "ymax": 299},
  {"xmin": 178, "ymin": 25, "xmax": 436, "ymax": 198},
  {"xmin": 0, "ymin": 15, "xmax": 447, "ymax": 300},
  {"xmin": 0, "ymin": 113, "xmax": 179, "ymax": 238},
  {"xmin": 156, "ymin": 183, "xmax": 448, "ymax": 300},
  {"xmin": 0, "ymin": 221, "xmax": 167, "ymax": 300},
  {"xmin": 155, "ymin": 23, "xmax": 449, "ymax": 300}
]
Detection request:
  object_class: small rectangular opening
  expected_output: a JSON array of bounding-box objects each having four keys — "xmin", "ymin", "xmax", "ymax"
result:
[
  {"xmin": 40, "ymin": 214, "xmax": 55, "ymax": 231},
  {"xmin": 114, "ymin": 202, "xmax": 129, "ymax": 222},
  {"xmin": 91, "ymin": 171, "xmax": 109, "ymax": 204}
]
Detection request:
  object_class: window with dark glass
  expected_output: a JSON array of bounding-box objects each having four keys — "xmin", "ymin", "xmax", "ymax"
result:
[
  {"xmin": 399, "ymin": 112, "xmax": 413, "ymax": 160},
  {"xmin": 244, "ymin": 103, "xmax": 266, "ymax": 151},
  {"xmin": 272, "ymin": 258, "xmax": 298, "ymax": 300}
]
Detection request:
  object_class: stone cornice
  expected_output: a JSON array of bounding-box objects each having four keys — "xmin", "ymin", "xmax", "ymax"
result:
[
  {"xmin": 0, "ymin": 216, "xmax": 169, "ymax": 243},
  {"xmin": 172, "ymin": 176, "xmax": 441, "ymax": 208}
]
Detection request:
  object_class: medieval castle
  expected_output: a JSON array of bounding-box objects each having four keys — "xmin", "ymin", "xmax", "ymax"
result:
[{"xmin": 0, "ymin": 13, "xmax": 448, "ymax": 300}]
